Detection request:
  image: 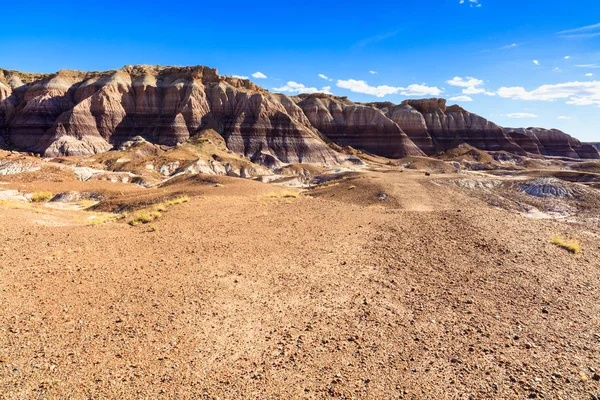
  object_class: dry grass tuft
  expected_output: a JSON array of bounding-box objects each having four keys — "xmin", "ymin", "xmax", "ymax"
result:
[
  {"xmin": 31, "ymin": 192, "xmax": 53, "ymax": 203},
  {"xmin": 129, "ymin": 210, "xmax": 161, "ymax": 226},
  {"xmin": 165, "ymin": 196, "xmax": 190, "ymax": 206},
  {"xmin": 265, "ymin": 190, "xmax": 299, "ymax": 199},
  {"xmin": 86, "ymin": 213, "xmax": 122, "ymax": 226},
  {"xmin": 77, "ymin": 200, "xmax": 99, "ymax": 209},
  {"xmin": 128, "ymin": 196, "xmax": 189, "ymax": 226},
  {"xmin": 154, "ymin": 203, "xmax": 167, "ymax": 212},
  {"xmin": 551, "ymin": 236, "xmax": 581, "ymax": 254}
]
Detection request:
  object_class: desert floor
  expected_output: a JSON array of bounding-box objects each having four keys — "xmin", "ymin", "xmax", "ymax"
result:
[{"xmin": 1, "ymin": 169, "xmax": 599, "ymax": 399}]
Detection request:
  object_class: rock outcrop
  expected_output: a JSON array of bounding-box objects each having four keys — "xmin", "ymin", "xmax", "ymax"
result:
[
  {"xmin": 587, "ymin": 143, "xmax": 600, "ymax": 152},
  {"xmin": 369, "ymin": 102, "xmax": 436, "ymax": 156},
  {"xmin": 505, "ymin": 128, "xmax": 600, "ymax": 159},
  {"xmin": 296, "ymin": 94, "xmax": 424, "ymax": 158},
  {"xmin": 403, "ymin": 98, "xmax": 526, "ymax": 155},
  {"xmin": 0, "ymin": 66, "xmax": 345, "ymax": 165},
  {"xmin": 1, "ymin": 66, "xmax": 597, "ymax": 162}
]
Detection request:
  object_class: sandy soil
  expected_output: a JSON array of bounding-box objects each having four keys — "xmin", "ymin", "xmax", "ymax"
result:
[{"xmin": 1, "ymin": 169, "xmax": 599, "ymax": 399}]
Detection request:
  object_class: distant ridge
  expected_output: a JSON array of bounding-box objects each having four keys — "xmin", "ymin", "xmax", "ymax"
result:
[{"xmin": 1, "ymin": 65, "xmax": 598, "ymax": 162}]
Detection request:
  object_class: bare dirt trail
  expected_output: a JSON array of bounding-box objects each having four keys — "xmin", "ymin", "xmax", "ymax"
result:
[{"xmin": 1, "ymin": 171, "xmax": 599, "ymax": 399}]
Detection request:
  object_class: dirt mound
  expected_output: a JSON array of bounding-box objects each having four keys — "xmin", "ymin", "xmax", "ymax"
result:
[
  {"xmin": 50, "ymin": 191, "xmax": 105, "ymax": 203},
  {"xmin": 518, "ymin": 178, "xmax": 576, "ymax": 198}
]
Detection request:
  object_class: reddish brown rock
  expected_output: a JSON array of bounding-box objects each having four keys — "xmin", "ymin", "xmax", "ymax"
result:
[
  {"xmin": 1, "ymin": 66, "xmax": 597, "ymax": 162},
  {"xmin": 587, "ymin": 142, "xmax": 600, "ymax": 152},
  {"xmin": 506, "ymin": 127, "xmax": 599, "ymax": 159},
  {"xmin": 369, "ymin": 102, "xmax": 436, "ymax": 156},
  {"xmin": 404, "ymin": 98, "xmax": 527, "ymax": 155},
  {"xmin": 296, "ymin": 94, "xmax": 424, "ymax": 158},
  {"xmin": 0, "ymin": 66, "xmax": 343, "ymax": 164},
  {"xmin": 503, "ymin": 128, "xmax": 545, "ymax": 156}
]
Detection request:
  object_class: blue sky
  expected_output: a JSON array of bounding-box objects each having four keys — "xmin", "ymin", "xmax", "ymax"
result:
[{"xmin": 2, "ymin": 0, "xmax": 599, "ymax": 141}]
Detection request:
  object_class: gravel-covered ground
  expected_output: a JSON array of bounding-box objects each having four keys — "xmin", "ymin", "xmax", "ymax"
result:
[{"xmin": 0, "ymin": 169, "xmax": 599, "ymax": 399}]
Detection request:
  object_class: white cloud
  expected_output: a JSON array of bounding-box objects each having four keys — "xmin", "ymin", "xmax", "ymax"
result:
[
  {"xmin": 252, "ymin": 72, "xmax": 267, "ymax": 79},
  {"xmin": 336, "ymin": 79, "xmax": 399, "ymax": 97},
  {"xmin": 586, "ymin": 73, "xmax": 594, "ymax": 77},
  {"xmin": 318, "ymin": 74, "xmax": 332, "ymax": 81},
  {"xmin": 533, "ymin": 60, "xmax": 540, "ymax": 65},
  {"xmin": 558, "ymin": 23, "xmax": 600, "ymax": 39},
  {"xmin": 446, "ymin": 76, "xmax": 484, "ymax": 87},
  {"xmin": 553, "ymin": 67, "xmax": 562, "ymax": 72},
  {"xmin": 336, "ymin": 79, "xmax": 442, "ymax": 97},
  {"xmin": 460, "ymin": 0, "xmax": 481, "ymax": 7},
  {"xmin": 449, "ymin": 95, "xmax": 473, "ymax": 102},
  {"xmin": 463, "ymin": 86, "xmax": 485, "ymax": 95},
  {"xmin": 500, "ymin": 43, "xmax": 519, "ymax": 50},
  {"xmin": 232, "ymin": 75, "xmax": 249, "ymax": 79},
  {"xmin": 446, "ymin": 76, "xmax": 494, "ymax": 96},
  {"xmin": 369, "ymin": 70, "xmax": 377, "ymax": 75},
  {"xmin": 576, "ymin": 64, "xmax": 600, "ymax": 68},
  {"xmin": 497, "ymin": 81, "xmax": 600, "ymax": 106},
  {"xmin": 557, "ymin": 116, "xmax": 572, "ymax": 119},
  {"xmin": 503, "ymin": 113, "xmax": 538, "ymax": 118},
  {"xmin": 273, "ymin": 81, "xmax": 332, "ymax": 95},
  {"xmin": 401, "ymin": 84, "xmax": 443, "ymax": 96},
  {"xmin": 564, "ymin": 56, "xmax": 571, "ymax": 59}
]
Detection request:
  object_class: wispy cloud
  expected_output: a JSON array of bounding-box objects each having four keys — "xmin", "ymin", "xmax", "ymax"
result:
[
  {"xmin": 252, "ymin": 71, "xmax": 267, "ymax": 79},
  {"xmin": 497, "ymin": 81, "xmax": 600, "ymax": 106},
  {"xmin": 446, "ymin": 76, "xmax": 494, "ymax": 96},
  {"xmin": 586, "ymin": 73, "xmax": 594, "ymax": 77},
  {"xmin": 446, "ymin": 76, "xmax": 484, "ymax": 87},
  {"xmin": 369, "ymin": 70, "xmax": 377, "ymax": 75},
  {"xmin": 502, "ymin": 113, "xmax": 538, "ymax": 118},
  {"xmin": 558, "ymin": 22, "xmax": 600, "ymax": 39},
  {"xmin": 336, "ymin": 79, "xmax": 442, "ymax": 97},
  {"xmin": 557, "ymin": 116, "xmax": 572, "ymax": 120},
  {"xmin": 273, "ymin": 81, "xmax": 331, "ymax": 95},
  {"xmin": 459, "ymin": 0, "xmax": 482, "ymax": 8},
  {"xmin": 576, "ymin": 64, "xmax": 600, "ymax": 68},
  {"xmin": 354, "ymin": 30, "xmax": 399, "ymax": 48},
  {"xmin": 481, "ymin": 42, "xmax": 523, "ymax": 53},
  {"xmin": 449, "ymin": 95, "xmax": 473, "ymax": 102},
  {"xmin": 318, "ymin": 74, "xmax": 332, "ymax": 81},
  {"xmin": 533, "ymin": 60, "xmax": 540, "ymax": 66}
]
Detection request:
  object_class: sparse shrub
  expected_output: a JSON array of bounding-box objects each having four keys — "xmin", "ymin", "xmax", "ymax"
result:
[
  {"xmin": 31, "ymin": 192, "xmax": 53, "ymax": 202},
  {"xmin": 165, "ymin": 196, "xmax": 190, "ymax": 206},
  {"xmin": 551, "ymin": 236, "xmax": 581, "ymax": 254},
  {"xmin": 154, "ymin": 203, "xmax": 167, "ymax": 212},
  {"xmin": 282, "ymin": 190, "xmax": 299, "ymax": 198},
  {"xmin": 265, "ymin": 190, "xmax": 299, "ymax": 199},
  {"xmin": 150, "ymin": 225, "xmax": 158, "ymax": 232},
  {"xmin": 129, "ymin": 210, "xmax": 161, "ymax": 226},
  {"xmin": 348, "ymin": 185, "xmax": 356, "ymax": 190}
]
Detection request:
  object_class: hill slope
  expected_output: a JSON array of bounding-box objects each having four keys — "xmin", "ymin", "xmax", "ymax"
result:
[{"xmin": 1, "ymin": 65, "xmax": 598, "ymax": 162}]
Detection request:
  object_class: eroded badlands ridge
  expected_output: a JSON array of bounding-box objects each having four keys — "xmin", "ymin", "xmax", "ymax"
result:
[{"xmin": 0, "ymin": 65, "xmax": 598, "ymax": 162}]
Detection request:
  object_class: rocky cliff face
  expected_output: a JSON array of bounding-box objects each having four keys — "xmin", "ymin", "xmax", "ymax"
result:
[
  {"xmin": 505, "ymin": 128, "xmax": 600, "ymax": 159},
  {"xmin": 369, "ymin": 102, "xmax": 436, "ymax": 156},
  {"xmin": 0, "ymin": 66, "xmax": 345, "ymax": 165},
  {"xmin": 296, "ymin": 94, "xmax": 424, "ymax": 158},
  {"xmin": 402, "ymin": 98, "xmax": 527, "ymax": 156},
  {"xmin": 587, "ymin": 143, "xmax": 600, "ymax": 152},
  {"xmin": 1, "ymin": 66, "xmax": 597, "ymax": 162}
]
